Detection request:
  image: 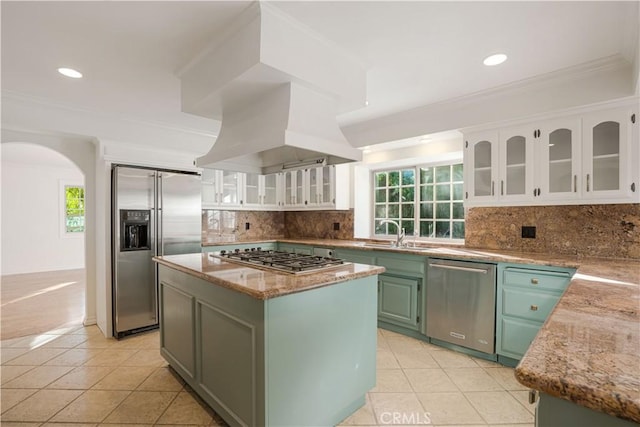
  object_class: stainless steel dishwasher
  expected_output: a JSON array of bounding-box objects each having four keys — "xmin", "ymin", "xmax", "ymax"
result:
[{"xmin": 426, "ymin": 258, "xmax": 497, "ymax": 354}]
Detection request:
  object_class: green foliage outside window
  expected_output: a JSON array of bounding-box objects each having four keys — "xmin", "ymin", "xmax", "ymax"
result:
[
  {"xmin": 373, "ymin": 163, "xmax": 464, "ymax": 240},
  {"xmin": 65, "ymin": 186, "xmax": 85, "ymax": 233}
]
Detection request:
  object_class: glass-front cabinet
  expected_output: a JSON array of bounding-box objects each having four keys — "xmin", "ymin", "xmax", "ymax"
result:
[
  {"xmin": 283, "ymin": 169, "xmax": 305, "ymax": 208},
  {"xmin": 539, "ymin": 118, "xmax": 581, "ymax": 201},
  {"xmin": 464, "ymin": 102, "xmax": 638, "ymax": 206},
  {"xmin": 307, "ymin": 166, "xmax": 335, "ymax": 208},
  {"xmin": 582, "ymin": 108, "xmax": 633, "ymax": 200},
  {"xmin": 465, "ymin": 131, "xmax": 499, "ymax": 203},
  {"xmin": 499, "ymin": 126, "xmax": 533, "ymax": 202},
  {"xmin": 244, "ymin": 173, "xmax": 280, "ymax": 209},
  {"xmin": 201, "ymin": 169, "xmax": 243, "ymax": 208}
]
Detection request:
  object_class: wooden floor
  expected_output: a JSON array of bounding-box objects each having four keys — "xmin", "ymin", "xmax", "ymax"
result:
[{"xmin": 0, "ymin": 269, "xmax": 85, "ymax": 340}]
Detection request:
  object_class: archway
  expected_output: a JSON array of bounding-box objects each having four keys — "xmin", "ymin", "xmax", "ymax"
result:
[{"xmin": 1, "ymin": 142, "xmax": 86, "ymax": 339}]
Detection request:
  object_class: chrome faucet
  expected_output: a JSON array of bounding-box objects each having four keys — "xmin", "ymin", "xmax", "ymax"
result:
[{"xmin": 379, "ymin": 219, "xmax": 406, "ymax": 247}]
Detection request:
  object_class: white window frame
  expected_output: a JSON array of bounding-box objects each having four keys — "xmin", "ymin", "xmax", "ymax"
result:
[
  {"xmin": 60, "ymin": 180, "xmax": 85, "ymax": 238},
  {"xmin": 371, "ymin": 159, "xmax": 465, "ymax": 244}
]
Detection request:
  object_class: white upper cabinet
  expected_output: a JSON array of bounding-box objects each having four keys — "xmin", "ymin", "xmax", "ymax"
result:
[
  {"xmin": 538, "ymin": 118, "xmax": 582, "ymax": 202},
  {"xmin": 582, "ymin": 108, "xmax": 635, "ymax": 200},
  {"xmin": 307, "ymin": 166, "xmax": 335, "ymax": 208},
  {"xmin": 465, "ymin": 131, "xmax": 499, "ymax": 202},
  {"xmin": 244, "ymin": 173, "xmax": 280, "ymax": 209},
  {"xmin": 202, "ymin": 169, "xmax": 244, "ymax": 208},
  {"xmin": 499, "ymin": 126, "xmax": 534, "ymax": 202},
  {"xmin": 282, "ymin": 169, "xmax": 306, "ymax": 208},
  {"xmin": 464, "ymin": 101, "xmax": 638, "ymax": 206}
]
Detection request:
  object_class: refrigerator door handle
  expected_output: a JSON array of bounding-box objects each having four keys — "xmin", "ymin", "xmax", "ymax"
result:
[{"xmin": 158, "ymin": 173, "xmax": 164, "ymax": 256}]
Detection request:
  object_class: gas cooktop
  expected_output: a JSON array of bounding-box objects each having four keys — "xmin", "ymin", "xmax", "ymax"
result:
[{"xmin": 209, "ymin": 248, "xmax": 348, "ymax": 274}]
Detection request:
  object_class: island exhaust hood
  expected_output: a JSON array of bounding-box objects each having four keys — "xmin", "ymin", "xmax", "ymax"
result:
[
  {"xmin": 179, "ymin": 2, "xmax": 366, "ymax": 174},
  {"xmin": 195, "ymin": 82, "xmax": 362, "ymax": 174}
]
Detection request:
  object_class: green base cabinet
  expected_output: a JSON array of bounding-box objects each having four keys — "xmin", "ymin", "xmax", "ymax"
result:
[
  {"xmin": 496, "ymin": 264, "xmax": 575, "ymax": 361},
  {"xmin": 158, "ymin": 265, "xmax": 377, "ymax": 427},
  {"xmin": 378, "ymin": 274, "xmax": 421, "ymax": 331}
]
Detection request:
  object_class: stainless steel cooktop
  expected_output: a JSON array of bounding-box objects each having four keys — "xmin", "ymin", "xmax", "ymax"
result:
[{"xmin": 209, "ymin": 248, "xmax": 348, "ymax": 274}]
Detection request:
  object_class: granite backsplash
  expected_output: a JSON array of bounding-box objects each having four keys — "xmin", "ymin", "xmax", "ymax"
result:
[
  {"xmin": 204, "ymin": 204, "xmax": 639, "ymax": 259},
  {"xmin": 202, "ymin": 209, "xmax": 355, "ymax": 242},
  {"xmin": 465, "ymin": 204, "xmax": 640, "ymax": 259}
]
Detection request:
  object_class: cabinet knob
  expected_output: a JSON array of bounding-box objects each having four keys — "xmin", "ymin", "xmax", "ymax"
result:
[
  {"xmin": 531, "ymin": 278, "xmax": 539, "ymax": 285},
  {"xmin": 530, "ymin": 305, "xmax": 538, "ymax": 311}
]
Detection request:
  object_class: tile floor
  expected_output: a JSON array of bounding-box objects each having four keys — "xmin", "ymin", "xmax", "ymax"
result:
[{"xmin": 1, "ymin": 325, "xmax": 535, "ymax": 427}]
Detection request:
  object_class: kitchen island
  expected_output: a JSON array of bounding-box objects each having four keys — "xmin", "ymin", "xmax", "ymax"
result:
[{"xmin": 153, "ymin": 252, "xmax": 385, "ymax": 427}]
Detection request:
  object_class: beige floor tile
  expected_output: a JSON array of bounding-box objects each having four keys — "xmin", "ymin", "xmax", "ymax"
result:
[
  {"xmin": 51, "ymin": 390, "xmax": 130, "ymax": 423},
  {"xmin": 485, "ymin": 367, "xmax": 529, "ymax": 391},
  {"xmin": 465, "ymin": 391, "xmax": 534, "ymax": 424},
  {"xmin": 0, "ymin": 389, "xmax": 82, "ymax": 422},
  {"xmin": 156, "ymin": 390, "xmax": 213, "ymax": 425},
  {"xmin": 0, "ymin": 422, "xmax": 43, "ymax": 427},
  {"xmin": 1, "ymin": 388, "xmax": 38, "ymax": 413},
  {"xmin": 445, "ymin": 367, "xmax": 504, "ymax": 392},
  {"xmin": 369, "ymin": 392, "xmax": 426, "ymax": 425},
  {"xmin": 416, "ymin": 391, "xmax": 485, "ymax": 425},
  {"xmin": 5, "ymin": 335, "xmax": 60, "ymax": 349},
  {"xmin": 1, "ymin": 347, "xmax": 30, "ymax": 364},
  {"xmin": 136, "ymin": 367, "xmax": 184, "ymax": 391},
  {"xmin": 473, "ymin": 357, "xmax": 502, "ymax": 368},
  {"xmin": 121, "ymin": 349, "xmax": 166, "ymax": 367},
  {"xmin": 75, "ymin": 336, "xmax": 121, "ymax": 349},
  {"xmin": 103, "ymin": 390, "xmax": 178, "ymax": 424},
  {"xmin": 4, "ymin": 347, "xmax": 67, "ymax": 366},
  {"xmin": 337, "ymin": 395, "xmax": 376, "ymax": 425},
  {"xmin": 69, "ymin": 325, "xmax": 104, "ymax": 337},
  {"xmin": 83, "ymin": 349, "xmax": 139, "ymax": 366},
  {"xmin": 431, "ymin": 349, "xmax": 479, "ymax": 368},
  {"xmin": 390, "ymin": 346, "xmax": 439, "ymax": 369},
  {"xmin": 509, "ymin": 390, "xmax": 537, "ymax": 414},
  {"xmin": 1, "ymin": 365, "xmax": 36, "ymax": 384},
  {"xmin": 379, "ymin": 329, "xmax": 411, "ymax": 339},
  {"xmin": 376, "ymin": 346, "xmax": 400, "ymax": 369},
  {"xmin": 47, "ymin": 366, "xmax": 115, "ymax": 390},
  {"xmin": 41, "ymin": 334, "xmax": 88, "ymax": 349},
  {"xmin": 42, "ymin": 423, "xmax": 97, "ymax": 427},
  {"xmin": 403, "ymin": 368, "xmax": 459, "ymax": 393},
  {"xmin": 91, "ymin": 366, "xmax": 155, "ymax": 391},
  {"xmin": 44, "ymin": 348, "xmax": 105, "ymax": 367},
  {"xmin": 371, "ymin": 369, "xmax": 413, "ymax": 392},
  {"xmin": 3, "ymin": 366, "xmax": 74, "ymax": 389}
]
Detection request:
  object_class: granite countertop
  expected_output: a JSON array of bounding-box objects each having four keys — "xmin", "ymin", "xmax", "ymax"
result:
[
  {"xmin": 202, "ymin": 237, "xmax": 640, "ymax": 422},
  {"xmin": 153, "ymin": 252, "xmax": 385, "ymax": 300}
]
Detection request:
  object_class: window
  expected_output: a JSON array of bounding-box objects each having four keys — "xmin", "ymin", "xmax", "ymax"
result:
[
  {"xmin": 373, "ymin": 163, "xmax": 464, "ymax": 240},
  {"xmin": 65, "ymin": 185, "xmax": 85, "ymax": 233}
]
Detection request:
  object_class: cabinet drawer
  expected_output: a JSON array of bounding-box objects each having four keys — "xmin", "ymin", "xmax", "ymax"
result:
[
  {"xmin": 376, "ymin": 256, "xmax": 425, "ymax": 276},
  {"xmin": 502, "ymin": 288, "xmax": 560, "ymax": 323},
  {"xmin": 503, "ymin": 268, "xmax": 571, "ymax": 292},
  {"xmin": 500, "ymin": 317, "xmax": 541, "ymax": 358}
]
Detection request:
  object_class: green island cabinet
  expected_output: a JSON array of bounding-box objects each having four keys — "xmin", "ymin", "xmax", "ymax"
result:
[
  {"xmin": 334, "ymin": 248, "xmax": 425, "ymax": 334},
  {"xmin": 158, "ymin": 264, "xmax": 377, "ymax": 427},
  {"xmin": 496, "ymin": 263, "xmax": 576, "ymax": 365}
]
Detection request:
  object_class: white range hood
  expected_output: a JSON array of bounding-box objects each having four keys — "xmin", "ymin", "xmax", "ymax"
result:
[{"xmin": 178, "ymin": 1, "xmax": 366, "ymax": 174}]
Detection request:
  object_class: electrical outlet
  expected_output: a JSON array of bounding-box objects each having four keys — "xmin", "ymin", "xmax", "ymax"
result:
[
  {"xmin": 522, "ymin": 226, "xmax": 536, "ymax": 238},
  {"xmin": 333, "ymin": 222, "xmax": 340, "ymax": 231},
  {"xmin": 245, "ymin": 222, "xmax": 250, "ymax": 230}
]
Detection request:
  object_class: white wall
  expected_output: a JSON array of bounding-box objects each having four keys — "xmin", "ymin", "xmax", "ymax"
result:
[{"xmin": 1, "ymin": 144, "xmax": 85, "ymax": 274}]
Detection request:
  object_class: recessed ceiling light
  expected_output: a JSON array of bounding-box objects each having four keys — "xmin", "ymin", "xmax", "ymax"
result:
[
  {"xmin": 483, "ymin": 53, "xmax": 507, "ymax": 66},
  {"xmin": 58, "ymin": 67, "xmax": 83, "ymax": 78}
]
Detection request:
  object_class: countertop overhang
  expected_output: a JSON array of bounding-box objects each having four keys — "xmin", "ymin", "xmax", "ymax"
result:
[
  {"xmin": 153, "ymin": 252, "xmax": 385, "ymax": 300},
  {"xmin": 201, "ymin": 237, "xmax": 640, "ymax": 422}
]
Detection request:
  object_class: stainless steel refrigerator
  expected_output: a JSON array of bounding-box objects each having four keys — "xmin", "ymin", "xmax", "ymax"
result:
[{"xmin": 112, "ymin": 165, "xmax": 201, "ymax": 338}]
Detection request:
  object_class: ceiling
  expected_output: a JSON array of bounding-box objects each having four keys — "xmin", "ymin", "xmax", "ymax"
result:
[{"xmin": 1, "ymin": 1, "xmax": 638, "ymax": 155}]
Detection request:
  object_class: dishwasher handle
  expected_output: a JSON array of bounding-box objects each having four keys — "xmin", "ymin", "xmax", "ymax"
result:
[{"xmin": 428, "ymin": 263, "xmax": 489, "ymax": 274}]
